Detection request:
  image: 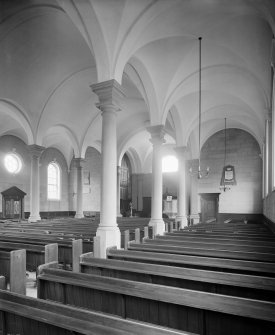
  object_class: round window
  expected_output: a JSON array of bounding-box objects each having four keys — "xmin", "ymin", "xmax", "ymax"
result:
[{"xmin": 4, "ymin": 153, "xmax": 22, "ymax": 174}]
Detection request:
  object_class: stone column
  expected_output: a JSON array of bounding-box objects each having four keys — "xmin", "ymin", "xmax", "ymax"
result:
[
  {"xmin": 189, "ymin": 158, "xmax": 200, "ymax": 224},
  {"xmin": 91, "ymin": 79, "xmax": 125, "ymax": 258},
  {"xmin": 174, "ymin": 146, "xmax": 188, "ymax": 228},
  {"xmin": 74, "ymin": 158, "xmax": 85, "ymax": 219},
  {"xmin": 28, "ymin": 145, "xmax": 45, "ymax": 222},
  {"xmin": 117, "ymin": 166, "xmax": 122, "ymax": 217},
  {"xmin": 147, "ymin": 125, "xmax": 165, "ymax": 235},
  {"xmin": 137, "ymin": 174, "xmax": 144, "ymax": 211}
]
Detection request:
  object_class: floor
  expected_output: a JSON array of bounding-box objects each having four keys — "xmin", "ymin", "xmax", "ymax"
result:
[{"xmin": 26, "ymin": 271, "xmax": 37, "ymax": 298}]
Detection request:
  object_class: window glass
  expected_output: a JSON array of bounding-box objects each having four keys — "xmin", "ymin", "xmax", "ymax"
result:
[
  {"xmin": 48, "ymin": 162, "xmax": 60, "ymax": 200},
  {"xmin": 162, "ymin": 155, "xmax": 178, "ymax": 173},
  {"xmin": 4, "ymin": 153, "xmax": 22, "ymax": 174}
]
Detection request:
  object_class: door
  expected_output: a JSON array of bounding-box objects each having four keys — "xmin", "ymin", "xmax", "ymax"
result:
[
  {"xmin": 5, "ymin": 199, "xmax": 14, "ymax": 218},
  {"xmin": 200, "ymin": 193, "xmax": 220, "ymax": 223}
]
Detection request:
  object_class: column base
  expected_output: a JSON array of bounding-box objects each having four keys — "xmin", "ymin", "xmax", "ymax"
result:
[
  {"xmin": 28, "ymin": 214, "xmax": 41, "ymax": 223},
  {"xmin": 117, "ymin": 213, "xmax": 123, "ymax": 218},
  {"xmin": 75, "ymin": 213, "xmax": 84, "ymax": 219},
  {"xmin": 96, "ymin": 225, "xmax": 121, "ymax": 258},
  {"xmin": 149, "ymin": 218, "xmax": 165, "ymax": 235},
  {"xmin": 190, "ymin": 214, "xmax": 200, "ymax": 225},
  {"xmin": 176, "ymin": 215, "xmax": 188, "ymax": 228}
]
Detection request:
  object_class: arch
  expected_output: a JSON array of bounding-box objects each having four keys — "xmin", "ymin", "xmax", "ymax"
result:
[
  {"xmin": 0, "ymin": 99, "xmax": 34, "ymax": 144},
  {"xmin": 162, "ymin": 64, "xmax": 269, "ymax": 125}
]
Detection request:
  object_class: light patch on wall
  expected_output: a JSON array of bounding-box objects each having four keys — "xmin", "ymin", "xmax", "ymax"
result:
[
  {"xmin": 4, "ymin": 152, "xmax": 22, "ymax": 174},
  {"xmin": 162, "ymin": 156, "xmax": 178, "ymax": 173}
]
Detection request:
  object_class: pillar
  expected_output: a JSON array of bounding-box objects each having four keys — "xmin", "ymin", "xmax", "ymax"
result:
[
  {"xmin": 117, "ymin": 166, "xmax": 122, "ymax": 217},
  {"xmin": 28, "ymin": 145, "xmax": 45, "ymax": 222},
  {"xmin": 189, "ymin": 159, "xmax": 200, "ymax": 224},
  {"xmin": 91, "ymin": 79, "xmax": 125, "ymax": 258},
  {"xmin": 74, "ymin": 158, "xmax": 85, "ymax": 219},
  {"xmin": 147, "ymin": 125, "xmax": 165, "ymax": 235},
  {"xmin": 137, "ymin": 174, "xmax": 143, "ymax": 211},
  {"xmin": 174, "ymin": 146, "xmax": 189, "ymax": 228}
]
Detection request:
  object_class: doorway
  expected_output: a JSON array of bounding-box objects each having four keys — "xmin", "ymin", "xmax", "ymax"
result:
[{"xmin": 200, "ymin": 193, "xmax": 220, "ymax": 223}]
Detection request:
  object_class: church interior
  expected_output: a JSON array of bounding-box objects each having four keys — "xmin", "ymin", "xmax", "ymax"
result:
[{"xmin": 0, "ymin": 0, "xmax": 275, "ymax": 334}]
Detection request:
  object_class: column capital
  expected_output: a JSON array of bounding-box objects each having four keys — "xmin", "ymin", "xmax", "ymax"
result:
[
  {"xmin": 91, "ymin": 79, "xmax": 125, "ymax": 112},
  {"xmin": 147, "ymin": 125, "xmax": 166, "ymax": 146},
  {"xmin": 73, "ymin": 158, "xmax": 85, "ymax": 168},
  {"xmin": 174, "ymin": 146, "xmax": 188, "ymax": 160},
  {"xmin": 28, "ymin": 144, "xmax": 45, "ymax": 158}
]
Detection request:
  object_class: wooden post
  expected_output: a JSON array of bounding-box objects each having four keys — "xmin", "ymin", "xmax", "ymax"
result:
[
  {"xmin": 45, "ymin": 243, "xmax": 58, "ymax": 264},
  {"xmin": 169, "ymin": 222, "xmax": 173, "ymax": 232},
  {"xmin": 135, "ymin": 228, "xmax": 140, "ymax": 243},
  {"xmin": 144, "ymin": 226, "xmax": 149, "ymax": 239},
  {"xmin": 152, "ymin": 224, "xmax": 157, "ymax": 239},
  {"xmin": 10, "ymin": 249, "xmax": 26, "ymax": 295},
  {"xmin": 93, "ymin": 236, "xmax": 100, "ymax": 258},
  {"xmin": 0, "ymin": 276, "xmax": 5, "ymax": 290},
  {"xmin": 124, "ymin": 230, "xmax": 129, "ymax": 250},
  {"xmin": 72, "ymin": 239, "xmax": 83, "ymax": 272}
]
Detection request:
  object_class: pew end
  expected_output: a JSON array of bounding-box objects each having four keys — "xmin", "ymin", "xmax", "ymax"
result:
[{"xmin": 0, "ymin": 276, "xmax": 6, "ymax": 290}]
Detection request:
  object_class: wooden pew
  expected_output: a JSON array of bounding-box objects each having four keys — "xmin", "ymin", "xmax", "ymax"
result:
[
  {"xmin": 169, "ymin": 230, "xmax": 275, "ymax": 241},
  {"xmin": 158, "ymin": 233, "xmax": 275, "ymax": 247},
  {"xmin": 128, "ymin": 241, "xmax": 275, "ymax": 262},
  {"xmin": 37, "ymin": 267, "xmax": 275, "ymax": 335},
  {"xmin": 142, "ymin": 237, "xmax": 275, "ymax": 254},
  {"xmin": 0, "ymin": 241, "xmax": 58, "ymax": 271},
  {"xmin": 0, "ymin": 290, "xmax": 189, "ymax": 335},
  {"xmin": 0, "ymin": 249, "xmax": 26, "ymax": 294},
  {"xmin": 79, "ymin": 255, "xmax": 275, "ymax": 301},
  {"xmin": 0, "ymin": 235, "xmax": 88, "ymax": 268},
  {"xmin": 107, "ymin": 248, "xmax": 275, "ymax": 277}
]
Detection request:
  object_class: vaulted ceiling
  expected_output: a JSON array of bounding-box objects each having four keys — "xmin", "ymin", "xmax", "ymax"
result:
[{"xmin": 0, "ymin": 0, "xmax": 273, "ymax": 171}]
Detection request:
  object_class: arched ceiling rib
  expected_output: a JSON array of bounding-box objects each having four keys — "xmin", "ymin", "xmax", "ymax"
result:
[{"xmin": 0, "ymin": 0, "xmax": 273, "ymax": 169}]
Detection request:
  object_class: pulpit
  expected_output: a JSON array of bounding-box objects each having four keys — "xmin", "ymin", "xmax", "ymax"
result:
[{"xmin": 1, "ymin": 186, "xmax": 26, "ymax": 220}]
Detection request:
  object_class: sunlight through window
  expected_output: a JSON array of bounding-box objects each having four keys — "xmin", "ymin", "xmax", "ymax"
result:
[{"xmin": 162, "ymin": 156, "xmax": 178, "ymax": 173}]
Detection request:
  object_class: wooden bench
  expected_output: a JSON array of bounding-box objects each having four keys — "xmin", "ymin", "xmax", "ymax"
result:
[
  {"xmin": 142, "ymin": 237, "xmax": 275, "ymax": 254},
  {"xmin": 107, "ymin": 248, "xmax": 275, "ymax": 277},
  {"xmin": 170, "ymin": 230, "xmax": 275, "ymax": 241},
  {"xmin": 0, "ymin": 290, "xmax": 189, "ymax": 335},
  {"xmin": 0, "ymin": 249, "xmax": 26, "ymax": 294},
  {"xmin": 0, "ymin": 235, "xmax": 89, "ymax": 267},
  {"xmin": 79, "ymin": 255, "xmax": 275, "ymax": 301},
  {"xmin": 0, "ymin": 241, "xmax": 58, "ymax": 271},
  {"xmin": 128, "ymin": 241, "xmax": 275, "ymax": 262},
  {"xmin": 159, "ymin": 233, "xmax": 275, "ymax": 247},
  {"xmin": 37, "ymin": 267, "xmax": 275, "ymax": 335}
]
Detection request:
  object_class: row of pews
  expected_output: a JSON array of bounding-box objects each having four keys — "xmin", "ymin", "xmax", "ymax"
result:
[
  {"xmin": 0, "ymin": 217, "xmax": 188, "ymax": 335},
  {"xmin": 36, "ymin": 220, "xmax": 275, "ymax": 335},
  {"xmin": 0, "ymin": 217, "xmax": 151, "ymax": 275},
  {"xmin": 1, "ymin": 219, "xmax": 275, "ymax": 334}
]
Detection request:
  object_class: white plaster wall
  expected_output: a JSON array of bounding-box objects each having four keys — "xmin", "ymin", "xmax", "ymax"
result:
[{"xmin": 199, "ymin": 129, "xmax": 262, "ymax": 214}]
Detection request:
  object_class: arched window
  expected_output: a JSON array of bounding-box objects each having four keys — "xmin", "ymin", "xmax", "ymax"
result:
[
  {"xmin": 162, "ymin": 155, "xmax": 178, "ymax": 173},
  {"xmin": 47, "ymin": 162, "xmax": 60, "ymax": 200},
  {"xmin": 4, "ymin": 152, "xmax": 22, "ymax": 174}
]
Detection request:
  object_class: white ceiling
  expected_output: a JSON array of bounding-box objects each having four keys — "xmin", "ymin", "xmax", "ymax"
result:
[{"xmin": 0, "ymin": 0, "xmax": 273, "ymax": 171}]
